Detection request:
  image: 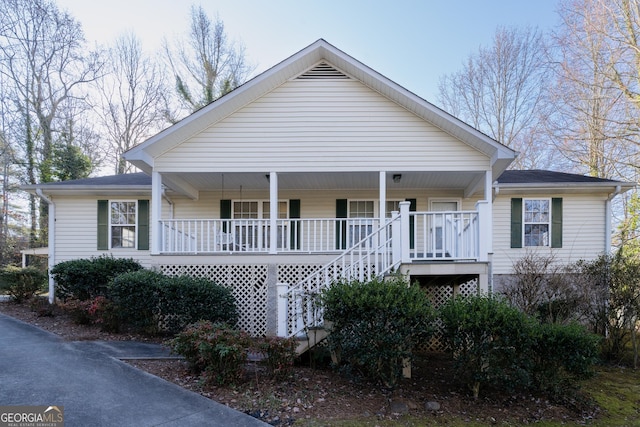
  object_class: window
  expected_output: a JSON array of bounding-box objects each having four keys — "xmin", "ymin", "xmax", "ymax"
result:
[
  {"xmin": 524, "ymin": 199, "xmax": 550, "ymax": 246},
  {"xmin": 98, "ymin": 199, "xmax": 148, "ymax": 251},
  {"xmin": 348, "ymin": 200, "xmax": 375, "ymax": 246},
  {"xmin": 510, "ymin": 198, "xmax": 562, "ymax": 249},
  {"xmin": 231, "ymin": 200, "xmax": 288, "ymax": 250},
  {"xmin": 110, "ymin": 201, "xmax": 137, "ymax": 248}
]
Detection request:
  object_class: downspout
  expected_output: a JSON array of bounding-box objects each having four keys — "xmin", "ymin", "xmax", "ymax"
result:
[
  {"xmin": 36, "ymin": 189, "xmax": 55, "ymax": 304},
  {"xmin": 605, "ymin": 185, "xmax": 622, "ymax": 254}
]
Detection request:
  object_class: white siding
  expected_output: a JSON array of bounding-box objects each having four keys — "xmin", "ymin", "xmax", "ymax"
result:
[
  {"xmin": 53, "ymin": 196, "xmax": 154, "ymax": 267},
  {"xmin": 155, "ymin": 79, "xmax": 489, "ymax": 172},
  {"xmin": 492, "ymin": 193, "xmax": 608, "ymax": 275}
]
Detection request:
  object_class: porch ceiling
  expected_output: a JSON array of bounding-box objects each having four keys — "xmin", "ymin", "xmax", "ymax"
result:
[{"xmin": 161, "ymin": 171, "xmax": 487, "ymax": 193}]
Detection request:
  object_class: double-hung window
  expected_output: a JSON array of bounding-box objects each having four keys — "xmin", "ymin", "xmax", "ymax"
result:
[
  {"xmin": 97, "ymin": 199, "xmax": 149, "ymax": 250},
  {"xmin": 349, "ymin": 200, "xmax": 375, "ymax": 246},
  {"xmin": 524, "ymin": 199, "xmax": 550, "ymax": 247},
  {"xmin": 510, "ymin": 197, "xmax": 562, "ymax": 248}
]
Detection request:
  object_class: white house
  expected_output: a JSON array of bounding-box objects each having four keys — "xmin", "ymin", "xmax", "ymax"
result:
[{"xmin": 23, "ymin": 40, "xmax": 634, "ymax": 341}]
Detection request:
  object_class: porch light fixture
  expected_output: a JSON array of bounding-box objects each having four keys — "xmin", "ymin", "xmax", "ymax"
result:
[{"xmin": 393, "ymin": 174, "xmax": 402, "ymax": 183}]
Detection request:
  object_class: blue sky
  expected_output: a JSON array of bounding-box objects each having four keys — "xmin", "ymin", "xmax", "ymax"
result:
[{"xmin": 56, "ymin": 0, "xmax": 561, "ymax": 101}]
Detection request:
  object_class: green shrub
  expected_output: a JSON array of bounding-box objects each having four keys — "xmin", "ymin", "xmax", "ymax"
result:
[
  {"xmin": 157, "ymin": 275, "xmax": 238, "ymax": 334},
  {"xmin": 0, "ymin": 266, "xmax": 47, "ymax": 303},
  {"xmin": 51, "ymin": 255, "xmax": 143, "ymax": 301},
  {"xmin": 439, "ymin": 294, "xmax": 537, "ymax": 398},
  {"xmin": 321, "ymin": 275, "xmax": 436, "ymax": 387},
  {"xmin": 255, "ymin": 336, "xmax": 298, "ymax": 379},
  {"xmin": 531, "ymin": 322, "xmax": 600, "ymax": 396},
  {"xmin": 108, "ymin": 269, "xmax": 164, "ymax": 333},
  {"xmin": 169, "ymin": 321, "xmax": 251, "ymax": 385}
]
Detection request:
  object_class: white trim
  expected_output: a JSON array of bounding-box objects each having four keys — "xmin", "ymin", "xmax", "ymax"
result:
[
  {"xmin": 108, "ymin": 199, "xmax": 139, "ymax": 250},
  {"xmin": 522, "ymin": 197, "xmax": 552, "ymax": 247}
]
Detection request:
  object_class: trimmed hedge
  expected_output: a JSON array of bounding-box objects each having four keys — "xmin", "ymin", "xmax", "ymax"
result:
[
  {"xmin": 321, "ymin": 275, "xmax": 436, "ymax": 387},
  {"xmin": 108, "ymin": 270, "xmax": 164, "ymax": 333},
  {"xmin": 440, "ymin": 294, "xmax": 601, "ymax": 399},
  {"xmin": 107, "ymin": 270, "xmax": 238, "ymax": 334},
  {"xmin": 158, "ymin": 275, "xmax": 238, "ymax": 334},
  {"xmin": 0, "ymin": 266, "xmax": 47, "ymax": 303},
  {"xmin": 51, "ymin": 255, "xmax": 143, "ymax": 301}
]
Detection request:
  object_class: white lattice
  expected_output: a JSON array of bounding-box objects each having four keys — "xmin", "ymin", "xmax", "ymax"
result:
[
  {"xmin": 418, "ymin": 277, "xmax": 480, "ymax": 352},
  {"xmin": 159, "ymin": 264, "xmax": 268, "ymax": 336}
]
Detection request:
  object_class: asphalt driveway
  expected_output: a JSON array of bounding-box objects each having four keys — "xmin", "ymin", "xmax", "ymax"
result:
[{"xmin": 0, "ymin": 313, "xmax": 268, "ymax": 426}]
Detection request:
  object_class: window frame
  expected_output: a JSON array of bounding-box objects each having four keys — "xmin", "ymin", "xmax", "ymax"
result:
[
  {"xmin": 523, "ymin": 198, "xmax": 551, "ymax": 247},
  {"xmin": 109, "ymin": 200, "xmax": 138, "ymax": 249}
]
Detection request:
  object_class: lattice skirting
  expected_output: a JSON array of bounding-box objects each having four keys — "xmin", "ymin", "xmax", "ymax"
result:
[
  {"xmin": 418, "ymin": 277, "xmax": 480, "ymax": 352},
  {"xmin": 158, "ymin": 263, "xmax": 480, "ymax": 351},
  {"xmin": 159, "ymin": 263, "xmax": 269, "ymax": 336}
]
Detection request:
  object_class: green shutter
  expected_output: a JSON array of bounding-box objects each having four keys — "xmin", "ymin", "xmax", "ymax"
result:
[
  {"xmin": 551, "ymin": 198, "xmax": 563, "ymax": 248},
  {"xmin": 406, "ymin": 198, "xmax": 417, "ymax": 249},
  {"xmin": 510, "ymin": 198, "xmax": 523, "ymax": 248},
  {"xmin": 336, "ymin": 199, "xmax": 348, "ymax": 250},
  {"xmin": 137, "ymin": 200, "xmax": 149, "ymax": 250},
  {"xmin": 289, "ymin": 199, "xmax": 301, "ymax": 250},
  {"xmin": 220, "ymin": 199, "xmax": 231, "ymax": 232},
  {"xmin": 97, "ymin": 200, "xmax": 109, "ymax": 250}
]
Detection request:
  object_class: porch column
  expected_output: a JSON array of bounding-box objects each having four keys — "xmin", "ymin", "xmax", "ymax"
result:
[
  {"xmin": 476, "ymin": 170, "xmax": 493, "ymax": 262},
  {"xmin": 269, "ymin": 171, "xmax": 278, "ymax": 254},
  {"xmin": 379, "ymin": 171, "xmax": 386, "ymax": 223},
  {"xmin": 399, "ymin": 201, "xmax": 411, "ymax": 263},
  {"xmin": 151, "ymin": 171, "xmax": 162, "ymax": 255}
]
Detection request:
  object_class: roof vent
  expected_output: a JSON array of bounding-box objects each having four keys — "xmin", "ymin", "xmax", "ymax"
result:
[{"xmin": 297, "ymin": 62, "xmax": 349, "ymax": 79}]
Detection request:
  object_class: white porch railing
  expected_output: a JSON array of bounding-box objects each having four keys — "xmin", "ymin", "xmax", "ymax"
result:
[
  {"xmin": 159, "ymin": 218, "xmax": 381, "ymax": 254},
  {"xmin": 158, "ymin": 211, "xmax": 479, "ymax": 260},
  {"xmin": 408, "ymin": 211, "xmax": 479, "ymax": 261}
]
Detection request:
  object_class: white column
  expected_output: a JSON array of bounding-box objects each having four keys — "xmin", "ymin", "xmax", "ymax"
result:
[
  {"xmin": 151, "ymin": 171, "xmax": 163, "ymax": 254},
  {"xmin": 379, "ymin": 171, "xmax": 386, "ymax": 222},
  {"xmin": 476, "ymin": 170, "xmax": 493, "ymax": 262},
  {"xmin": 269, "ymin": 172, "xmax": 278, "ymax": 254},
  {"xmin": 399, "ymin": 201, "xmax": 411, "ymax": 263},
  {"xmin": 276, "ymin": 282, "xmax": 288, "ymax": 337}
]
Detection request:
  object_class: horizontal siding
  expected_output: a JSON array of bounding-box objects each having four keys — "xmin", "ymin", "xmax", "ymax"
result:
[
  {"xmin": 492, "ymin": 194, "xmax": 608, "ymax": 275},
  {"xmin": 168, "ymin": 189, "xmax": 479, "ymax": 219},
  {"xmin": 155, "ymin": 79, "xmax": 488, "ymax": 172},
  {"xmin": 53, "ymin": 196, "xmax": 154, "ymax": 267}
]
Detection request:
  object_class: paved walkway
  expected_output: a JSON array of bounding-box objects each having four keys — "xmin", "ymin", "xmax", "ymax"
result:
[{"xmin": 0, "ymin": 313, "xmax": 268, "ymax": 426}]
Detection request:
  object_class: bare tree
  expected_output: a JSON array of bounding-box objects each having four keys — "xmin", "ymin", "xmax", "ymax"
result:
[
  {"xmin": 163, "ymin": 5, "xmax": 253, "ymax": 120},
  {"xmin": 438, "ymin": 26, "xmax": 552, "ymax": 169},
  {"xmin": 97, "ymin": 32, "xmax": 170, "ymax": 174},
  {"xmin": 545, "ymin": 0, "xmax": 633, "ymax": 179},
  {"xmin": 0, "ymin": 0, "xmax": 102, "ymax": 243}
]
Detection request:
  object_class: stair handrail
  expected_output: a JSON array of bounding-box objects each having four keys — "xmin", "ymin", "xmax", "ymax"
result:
[{"xmin": 281, "ymin": 212, "xmax": 402, "ymax": 338}]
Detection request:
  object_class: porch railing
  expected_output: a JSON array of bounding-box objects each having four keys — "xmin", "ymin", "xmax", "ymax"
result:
[{"xmin": 158, "ymin": 211, "xmax": 479, "ymax": 260}]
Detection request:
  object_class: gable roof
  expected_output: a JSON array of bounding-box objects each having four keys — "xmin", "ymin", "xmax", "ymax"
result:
[{"xmin": 124, "ymin": 39, "xmax": 516, "ymax": 177}]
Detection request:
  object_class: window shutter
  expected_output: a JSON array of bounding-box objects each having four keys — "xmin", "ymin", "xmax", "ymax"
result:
[
  {"xmin": 336, "ymin": 199, "xmax": 348, "ymax": 250},
  {"xmin": 406, "ymin": 198, "xmax": 417, "ymax": 250},
  {"xmin": 510, "ymin": 198, "xmax": 523, "ymax": 248},
  {"xmin": 97, "ymin": 200, "xmax": 109, "ymax": 250},
  {"xmin": 137, "ymin": 200, "xmax": 149, "ymax": 250},
  {"xmin": 551, "ymin": 198, "xmax": 563, "ymax": 248},
  {"xmin": 220, "ymin": 199, "xmax": 231, "ymax": 232},
  {"xmin": 289, "ymin": 199, "xmax": 301, "ymax": 250}
]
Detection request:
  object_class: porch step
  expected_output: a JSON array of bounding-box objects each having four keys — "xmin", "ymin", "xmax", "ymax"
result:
[{"xmin": 295, "ymin": 327, "xmax": 329, "ymax": 355}]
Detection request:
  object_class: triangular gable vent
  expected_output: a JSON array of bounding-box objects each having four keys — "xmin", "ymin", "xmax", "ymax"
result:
[{"xmin": 297, "ymin": 62, "xmax": 350, "ymax": 80}]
